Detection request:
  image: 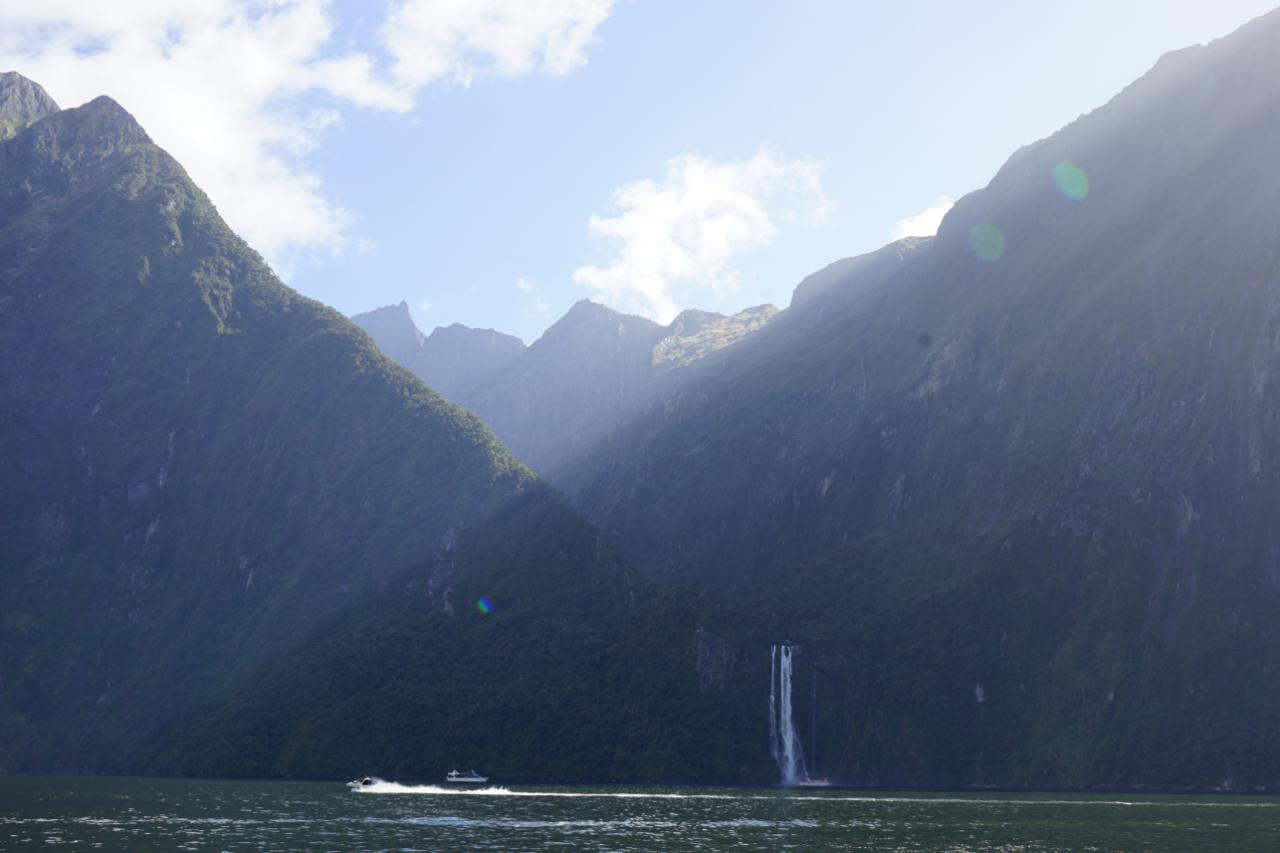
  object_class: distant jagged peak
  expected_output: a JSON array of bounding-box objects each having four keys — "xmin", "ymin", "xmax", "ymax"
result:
[
  {"xmin": 561, "ymin": 297, "xmax": 626, "ymax": 322},
  {"xmin": 652, "ymin": 303, "xmax": 779, "ymax": 369},
  {"xmin": 0, "ymin": 71, "xmax": 60, "ymax": 140},
  {"xmin": 425, "ymin": 321, "xmax": 526, "ymax": 352},
  {"xmin": 350, "ymin": 300, "xmax": 425, "ymax": 353},
  {"xmin": 353, "ymin": 299, "xmax": 418, "ymax": 325},
  {"xmin": 534, "ymin": 298, "xmax": 664, "ymax": 348},
  {"xmin": 665, "ymin": 308, "xmax": 726, "ymax": 338}
]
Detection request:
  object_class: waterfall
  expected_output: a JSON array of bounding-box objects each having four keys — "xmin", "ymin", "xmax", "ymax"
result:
[
  {"xmin": 768, "ymin": 645, "xmax": 780, "ymax": 767},
  {"xmin": 768, "ymin": 644, "xmax": 808, "ymax": 785}
]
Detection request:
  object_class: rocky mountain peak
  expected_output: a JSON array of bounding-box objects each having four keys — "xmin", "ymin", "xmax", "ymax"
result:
[
  {"xmin": 0, "ymin": 72, "xmax": 60, "ymax": 140},
  {"xmin": 535, "ymin": 298, "xmax": 663, "ymax": 349},
  {"xmin": 665, "ymin": 308, "xmax": 726, "ymax": 339},
  {"xmin": 351, "ymin": 301, "xmax": 426, "ymax": 356}
]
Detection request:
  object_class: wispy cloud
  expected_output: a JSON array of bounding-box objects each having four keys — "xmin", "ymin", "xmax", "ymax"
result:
[
  {"xmin": 0, "ymin": 0, "xmax": 613, "ymax": 274},
  {"xmin": 890, "ymin": 196, "xmax": 953, "ymax": 241},
  {"xmin": 384, "ymin": 0, "xmax": 612, "ymax": 89},
  {"xmin": 574, "ymin": 146, "xmax": 834, "ymax": 323}
]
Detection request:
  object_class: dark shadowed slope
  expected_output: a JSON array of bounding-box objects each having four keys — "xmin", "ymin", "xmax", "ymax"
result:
[
  {"xmin": 560, "ymin": 9, "xmax": 1280, "ymax": 788},
  {"xmin": 0, "ymin": 75, "xmax": 785, "ymax": 788},
  {"xmin": 0, "ymin": 82, "xmax": 533, "ymax": 771},
  {"xmin": 143, "ymin": 484, "xmax": 773, "ymax": 784}
]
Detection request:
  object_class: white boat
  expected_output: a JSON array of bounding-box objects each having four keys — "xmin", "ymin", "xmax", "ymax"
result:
[
  {"xmin": 346, "ymin": 776, "xmax": 385, "ymax": 790},
  {"xmin": 445, "ymin": 769, "xmax": 489, "ymax": 784}
]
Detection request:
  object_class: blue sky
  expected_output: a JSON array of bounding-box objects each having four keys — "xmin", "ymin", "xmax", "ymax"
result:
[{"xmin": 3, "ymin": 1, "xmax": 1277, "ymax": 342}]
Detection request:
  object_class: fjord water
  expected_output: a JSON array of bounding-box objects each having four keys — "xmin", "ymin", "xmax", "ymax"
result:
[{"xmin": 3, "ymin": 777, "xmax": 1279, "ymax": 851}]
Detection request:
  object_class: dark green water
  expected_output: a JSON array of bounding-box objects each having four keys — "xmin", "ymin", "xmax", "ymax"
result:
[{"xmin": 2, "ymin": 776, "xmax": 1278, "ymax": 851}]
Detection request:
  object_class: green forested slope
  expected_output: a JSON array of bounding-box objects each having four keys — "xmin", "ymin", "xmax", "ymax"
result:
[
  {"xmin": 0, "ymin": 85, "xmax": 532, "ymax": 771},
  {"xmin": 144, "ymin": 486, "xmax": 775, "ymax": 784}
]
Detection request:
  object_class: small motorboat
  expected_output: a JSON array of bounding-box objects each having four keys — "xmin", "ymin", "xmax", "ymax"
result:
[
  {"xmin": 346, "ymin": 776, "xmax": 385, "ymax": 790},
  {"xmin": 445, "ymin": 769, "xmax": 489, "ymax": 784}
]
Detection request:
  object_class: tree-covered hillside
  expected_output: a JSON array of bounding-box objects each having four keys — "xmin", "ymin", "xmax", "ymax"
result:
[{"xmin": 0, "ymin": 81, "xmax": 533, "ymax": 771}]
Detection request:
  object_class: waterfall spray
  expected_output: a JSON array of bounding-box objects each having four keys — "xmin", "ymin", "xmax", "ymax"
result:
[{"xmin": 768, "ymin": 644, "xmax": 808, "ymax": 785}]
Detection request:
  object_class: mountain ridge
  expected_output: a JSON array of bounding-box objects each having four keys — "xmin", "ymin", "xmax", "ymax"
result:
[{"xmin": 355, "ymin": 296, "xmax": 779, "ymax": 476}]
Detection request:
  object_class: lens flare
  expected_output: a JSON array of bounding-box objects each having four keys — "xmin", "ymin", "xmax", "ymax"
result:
[
  {"xmin": 968, "ymin": 223, "xmax": 1005, "ymax": 261},
  {"xmin": 1052, "ymin": 160, "xmax": 1089, "ymax": 201},
  {"xmin": 475, "ymin": 597, "xmax": 493, "ymax": 615}
]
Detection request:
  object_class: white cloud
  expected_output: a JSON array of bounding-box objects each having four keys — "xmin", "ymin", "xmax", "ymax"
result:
[
  {"xmin": 0, "ymin": 0, "xmax": 612, "ymax": 273},
  {"xmin": 384, "ymin": 0, "xmax": 613, "ymax": 88},
  {"xmin": 419, "ymin": 299, "xmax": 432, "ymax": 312},
  {"xmin": 890, "ymin": 195, "xmax": 953, "ymax": 241},
  {"xmin": 535, "ymin": 297, "xmax": 550, "ymax": 313},
  {"xmin": 574, "ymin": 146, "xmax": 834, "ymax": 323},
  {"xmin": 516, "ymin": 277, "xmax": 535, "ymax": 292}
]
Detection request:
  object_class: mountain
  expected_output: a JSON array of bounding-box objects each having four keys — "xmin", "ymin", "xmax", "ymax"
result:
[
  {"xmin": 0, "ymin": 71, "xmax": 58, "ymax": 140},
  {"xmin": 0, "ymin": 78, "xmax": 743, "ymax": 778},
  {"xmin": 12, "ymin": 4, "xmax": 1280, "ymax": 792},
  {"xmin": 357, "ymin": 296, "xmax": 778, "ymax": 476},
  {"xmin": 141, "ymin": 484, "xmax": 773, "ymax": 784},
  {"xmin": 789, "ymin": 236, "xmax": 930, "ymax": 315},
  {"xmin": 350, "ymin": 301, "xmax": 526, "ymax": 400},
  {"xmin": 557, "ymin": 8, "xmax": 1280, "ymax": 788},
  {"xmin": 349, "ymin": 300, "xmax": 425, "ymax": 361},
  {"xmin": 0, "ymin": 84, "xmax": 534, "ymax": 770}
]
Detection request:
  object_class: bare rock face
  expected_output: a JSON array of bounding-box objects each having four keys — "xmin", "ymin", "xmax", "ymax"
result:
[{"xmin": 0, "ymin": 71, "xmax": 60, "ymax": 140}]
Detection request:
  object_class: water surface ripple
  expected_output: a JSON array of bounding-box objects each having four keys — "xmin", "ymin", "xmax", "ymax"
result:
[{"xmin": 2, "ymin": 775, "xmax": 1276, "ymax": 851}]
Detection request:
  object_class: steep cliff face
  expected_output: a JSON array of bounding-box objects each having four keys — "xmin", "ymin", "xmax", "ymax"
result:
[
  {"xmin": 0, "ymin": 83, "xmax": 535, "ymax": 771},
  {"xmin": 560, "ymin": 9, "xmax": 1280, "ymax": 788}
]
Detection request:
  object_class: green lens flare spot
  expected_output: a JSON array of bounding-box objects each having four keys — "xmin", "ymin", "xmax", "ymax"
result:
[
  {"xmin": 968, "ymin": 223, "xmax": 1005, "ymax": 261},
  {"xmin": 1052, "ymin": 160, "xmax": 1089, "ymax": 201},
  {"xmin": 475, "ymin": 597, "xmax": 493, "ymax": 615}
]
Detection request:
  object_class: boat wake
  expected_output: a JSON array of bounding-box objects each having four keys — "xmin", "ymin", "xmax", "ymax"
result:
[
  {"xmin": 349, "ymin": 783, "xmax": 1280, "ymax": 809},
  {"xmin": 352, "ymin": 782, "xmax": 740, "ymax": 799},
  {"xmin": 355, "ymin": 782, "xmax": 512, "ymax": 796}
]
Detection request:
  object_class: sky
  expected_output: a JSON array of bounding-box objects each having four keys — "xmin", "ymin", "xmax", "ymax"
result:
[{"xmin": 1, "ymin": 0, "xmax": 1276, "ymax": 343}]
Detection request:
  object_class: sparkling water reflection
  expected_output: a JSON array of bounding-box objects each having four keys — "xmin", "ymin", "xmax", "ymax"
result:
[{"xmin": 2, "ymin": 775, "xmax": 1278, "ymax": 851}]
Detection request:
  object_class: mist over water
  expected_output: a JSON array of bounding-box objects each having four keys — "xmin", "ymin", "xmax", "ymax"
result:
[{"xmin": 6, "ymin": 776, "xmax": 1280, "ymax": 852}]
